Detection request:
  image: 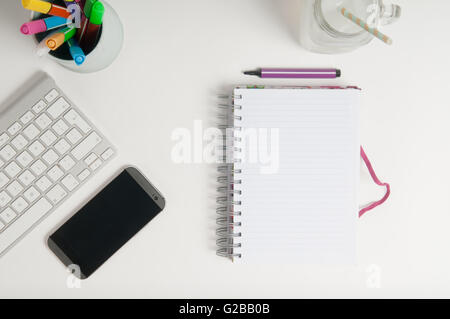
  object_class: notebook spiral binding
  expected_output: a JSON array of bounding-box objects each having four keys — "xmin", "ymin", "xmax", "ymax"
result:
[{"xmin": 216, "ymin": 93, "xmax": 243, "ymax": 260}]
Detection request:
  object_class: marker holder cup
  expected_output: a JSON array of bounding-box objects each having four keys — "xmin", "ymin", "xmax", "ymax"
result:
[{"xmin": 32, "ymin": 0, "xmax": 124, "ymax": 73}]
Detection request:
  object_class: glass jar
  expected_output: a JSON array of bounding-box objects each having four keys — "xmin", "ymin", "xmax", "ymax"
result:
[{"xmin": 299, "ymin": 0, "xmax": 401, "ymax": 54}]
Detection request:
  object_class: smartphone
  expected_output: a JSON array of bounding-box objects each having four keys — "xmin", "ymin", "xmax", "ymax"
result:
[{"xmin": 48, "ymin": 167, "xmax": 165, "ymax": 279}]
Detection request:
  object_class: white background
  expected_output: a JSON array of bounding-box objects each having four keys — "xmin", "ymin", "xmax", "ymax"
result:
[{"xmin": 0, "ymin": 0, "xmax": 449, "ymax": 298}]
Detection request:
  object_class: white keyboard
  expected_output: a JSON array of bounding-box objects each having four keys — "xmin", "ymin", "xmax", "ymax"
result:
[{"xmin": 0, "ymin": 74, "xmax": 115, "ymax": 257}]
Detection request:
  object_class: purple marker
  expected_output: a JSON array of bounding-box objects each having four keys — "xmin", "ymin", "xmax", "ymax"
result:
[{"xmin": 243, "ymin": 68, "xmax": 341, "ymax": 79}]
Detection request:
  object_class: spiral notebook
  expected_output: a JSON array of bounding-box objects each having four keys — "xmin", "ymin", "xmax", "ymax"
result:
[{"xmin": 217, "ymin": 86, "xmax": 362, "ymax": 264}]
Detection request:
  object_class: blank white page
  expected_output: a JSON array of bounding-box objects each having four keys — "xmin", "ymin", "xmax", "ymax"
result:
[{"xmin": 232, "ymin": 87, "xmax": 360, "ymax": 264}]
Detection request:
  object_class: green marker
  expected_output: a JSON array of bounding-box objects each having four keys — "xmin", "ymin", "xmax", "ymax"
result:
[
  {"xmin": 77, "ymin": 0, "xmax": 98, "ymax": 42},
  {"xmin": 84, "ymin": 0, "xmax": 98, "ymax": 17},
  {"xmin": 81, "ymin": 1, "xmax": 105, "ymax": 51},
  {"xmin": 89, "ymin": 1, "xmax": 105, "ymax": 25}
]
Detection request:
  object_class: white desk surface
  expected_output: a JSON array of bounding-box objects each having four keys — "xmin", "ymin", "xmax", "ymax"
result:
[{"xmin": 0, "ymin": 0, "xmax": 449, "ymax": 298}]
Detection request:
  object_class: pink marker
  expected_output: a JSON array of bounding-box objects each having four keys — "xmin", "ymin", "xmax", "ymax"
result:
[{"xmin": 20, "ymin": 16, "xmax": 69, "ymax": 35}]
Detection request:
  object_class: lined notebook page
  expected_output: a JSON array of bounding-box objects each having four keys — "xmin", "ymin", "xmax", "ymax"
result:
[{"xmin": 232, "ymin": 88, "xmax": 360, "ymax": 264}]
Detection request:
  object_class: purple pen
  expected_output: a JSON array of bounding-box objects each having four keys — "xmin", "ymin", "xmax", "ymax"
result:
[{"xmin": 243, "ymin": 68, "xmax": 341, "ymax": 79}]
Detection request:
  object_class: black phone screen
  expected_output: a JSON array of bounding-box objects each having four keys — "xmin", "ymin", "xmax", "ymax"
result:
[{"xmin": 48, "ymin": 167, "xmax": 165, "ymax": 279}]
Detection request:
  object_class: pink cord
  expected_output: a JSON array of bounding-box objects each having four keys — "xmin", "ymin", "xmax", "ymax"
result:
[{"xmin": 359, "ymin": 146, "xmax": 390, "ymax": 217}]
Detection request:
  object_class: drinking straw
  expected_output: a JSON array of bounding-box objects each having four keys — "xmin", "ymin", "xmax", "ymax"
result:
[{"xmin": 340, "ymin": 7, "xmax": 393, "ymax": 45}]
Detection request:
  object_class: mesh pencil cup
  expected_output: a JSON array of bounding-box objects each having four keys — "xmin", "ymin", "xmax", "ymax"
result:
[{"xmin": 32, "ymin": 0, "xmax": 124, "ymax": 73}]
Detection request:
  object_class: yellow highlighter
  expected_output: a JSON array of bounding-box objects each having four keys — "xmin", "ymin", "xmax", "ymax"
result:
[
  {"xmin": 46, "ymin": 26, "xmax": 76, "ymax": 50},
  {"xmin": 22, "ymin": 0, "xmax": 72, "ymax": 19}
]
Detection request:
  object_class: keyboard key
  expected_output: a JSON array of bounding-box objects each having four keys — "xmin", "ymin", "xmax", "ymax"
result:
[
  {"xmin": 35, "ymin": 114, "xmax": 52, "ymax": 130},
  {"xmin": 29, "ymin": 141, "xmax": 45, "ymax": 156},
  {"xmin": 20, "ymin": 111, "xmax": 34, "ymax": 125},
  {"xmin": 40, "ymin": 130, "xmax": 57, "ymax": 146},
  {"xmin": 66, "ymin": 128, "xmax": 82, "ymax": 144},
  {"xmin": 45, "ymin": 89, "xmax": 59, "ymax": 103},
  {"xmin": 71, "ymin": 132, "xmax": 101, "ymax": 160},
  {"xmin": 47, "ymin": 97, "xmax": 70, "ymax": 119},
  {"xmin": 0, "ymin": 133, "xmax": 9, "ymax": 147},
  {"xmin": 23, "ymin": 124, "xmax": 40, "ymax": 140},
  {"xmin": 5, "ymin": 162, "xmax": 21, "ymax": 178},
  {"xmin": 42, "ymin": 149, "xmax": 59, "ymax": 165},
  {"xmin": 17, "ymin": 151, "xmax": 33, "ymax": 167},
  {"xmin": 46, "ymin": 185, "xmax": 67, "ymax": 205},
  {"xmin": 101, "ymin": 148, "xmax": 114, "ymax": 161},
  {"xmin": 0, "ymin": 220, "xmax": 4, "ymax": 231},
  {"xmin": 36, "ymin": 176, "xmax": 51, "ymax": 192},
  {"xmin": 61, "ymin": 174, "xmax": 79, "ymax": 191},
  {"xmin": 0, "ymin": 191, "xmax": 12, "ymax": 208},
  {"xmin": 59, "ymin": 155, "xmax": 75, "ymax": 171},
  {"xmin": 84, "ymin": 153, "xmax": 98, "ymax": 166},
  {"xmin": 47, "ymin": 166, "xmax": 64, "ymax": 182},
  {"xmin": 64, "ymin": 110, "xmax": 91, "ymax": 133},
  {"xmin": 0, "ymin": 198, "xmax": 53, "ymax": 253},
  {"xmin": 90, "ymin": 158, "xmax": 102, "ymax": 171},
  {"xmin": 0, "ymin": 145, "xmax": 16, "ymax": 161},
  {"xmin": 11, "ymin": 134, "xmax": 28, "ymax": 151},
  {"xmin": 0, "ymin": 172, "xmax": 9, "ymax": 188},
  {"xmin": 32, "ymin": 100, "xmax": 46, "ymax": 113},
  {"xmin": 18, "ymin": 170, "xmax": 35, "ymax": 187},
  {"xmin": 52, "ymin": 119, "xmax": 69, "ymax": 136},
  {"xmin": 6, "ymin": 181, "xmax": 23, "ymax": 197},
  {"xmin": 8, "ymin": 122, "xmax": 22, "ymax": 136},
  {"xmin": 11, "ymin": 197, "xmax": 28, "ymax": 214},
  {"xmin": 0, "ymin": 208, "xmax": 17, "ymax": 224},
  {"xmin": 30, "ymin": 160, "xmax": 47, "ymax": 176},
  {"xmin": 24, "ymin": 186, "xmax": 40, "ymax": 203},
  {"xmin": 78, "ymin": 169, "xmax": 90, "ymax": 181},
  {"xmin": 54, "ymin": 138, "xmax": 71, "ymax": 155}
]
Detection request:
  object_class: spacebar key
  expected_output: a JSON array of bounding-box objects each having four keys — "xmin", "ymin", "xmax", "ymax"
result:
[
  {"xmin": 71, "ymin": 132, "xmax": 102, "ymax": 160},
  {"xmin": 0, "ymin": 198, "xmax": 53, "ymax": 254}
]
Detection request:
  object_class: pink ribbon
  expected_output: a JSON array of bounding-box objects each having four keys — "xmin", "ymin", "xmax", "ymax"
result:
[{"xmin": 359, "ymin": 146, "xmax": 391, "ymax": 217}]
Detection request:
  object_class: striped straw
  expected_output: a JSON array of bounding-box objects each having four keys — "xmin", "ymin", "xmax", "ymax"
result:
[{"xmin": 340, "ymin": 7, "xmax": 393, "ymax": 45}]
